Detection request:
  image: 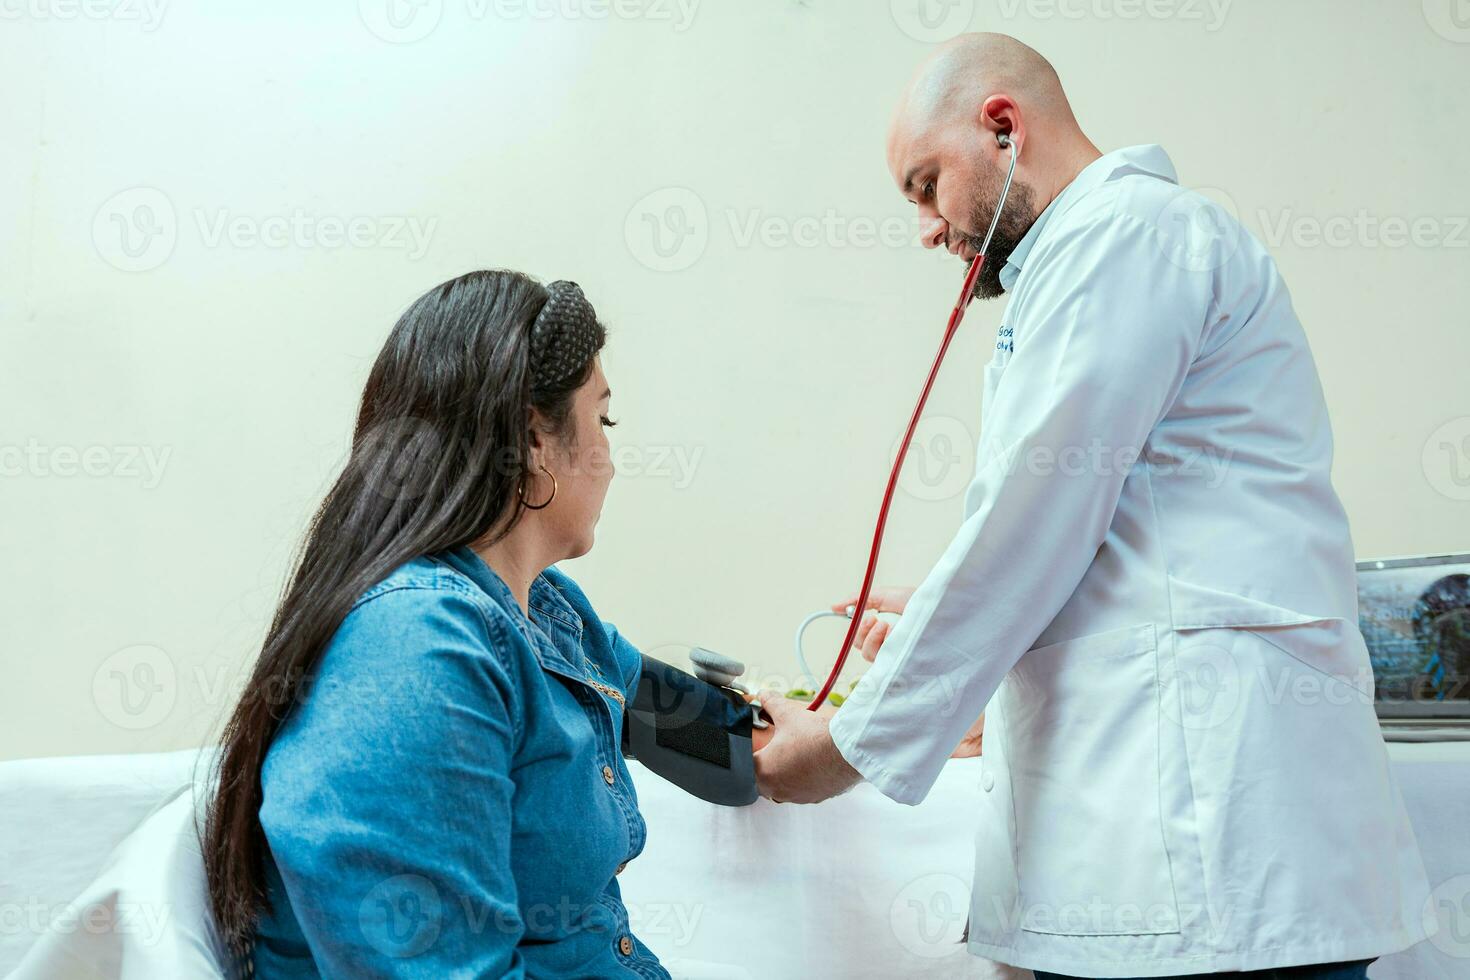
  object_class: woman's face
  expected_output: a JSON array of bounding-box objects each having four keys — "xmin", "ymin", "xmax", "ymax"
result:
[{"xmin": 532, "ymin": 358, "xmax": 616, "ymax": 560}]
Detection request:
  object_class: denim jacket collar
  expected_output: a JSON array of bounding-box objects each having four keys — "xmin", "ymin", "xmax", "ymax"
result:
[{"xmin": 438, "ymin": 546, "xmax": 586, "ymax": 677}]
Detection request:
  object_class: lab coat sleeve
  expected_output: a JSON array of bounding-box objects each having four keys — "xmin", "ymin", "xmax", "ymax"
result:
[{"xmin": 828, "ymin": 208, "xmax": 1209, "ymax": 804}]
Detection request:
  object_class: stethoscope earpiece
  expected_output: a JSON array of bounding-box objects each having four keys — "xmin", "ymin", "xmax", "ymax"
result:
[{"xmin": 997, "ymin": 132, "xmax": 1012, "ymax": 148}]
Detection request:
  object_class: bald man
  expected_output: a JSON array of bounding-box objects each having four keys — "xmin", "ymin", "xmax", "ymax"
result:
[{"xmin": 754, "ymin": 34, "xmax": 1432, "ymax": 980}]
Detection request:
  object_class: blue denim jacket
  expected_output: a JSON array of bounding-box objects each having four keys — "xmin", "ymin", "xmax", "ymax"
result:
[{"xmin": 253, "ymin": 546, "xmax": 670, "ymax": 979}]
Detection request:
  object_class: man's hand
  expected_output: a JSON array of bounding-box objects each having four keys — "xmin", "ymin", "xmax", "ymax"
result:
[
  {"xmin": 747, "ymin": 692, "xmax": 834, "ymax": 752},
  {"xmin": 832, "ymin": 586, "xmax": 915, "ymax": 663},
  {"xmin": 752, "ymin": 690, "xmax": 862, "ymax": 804},
  {"xmin": 830, "ymin": 585, "xmax": 984, "ymax": 759},
  {"xmin": 952, "ymin": 711, "xmax": 984, "ymax": 758}
]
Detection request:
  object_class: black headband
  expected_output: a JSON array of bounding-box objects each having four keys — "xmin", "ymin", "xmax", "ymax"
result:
[{"xmin": 529, "ymin": 280, "xmax": 602, "ymax": 391}]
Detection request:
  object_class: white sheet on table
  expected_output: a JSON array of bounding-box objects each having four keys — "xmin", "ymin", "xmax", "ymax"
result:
[{"xmin": 10, "ymin": 744, "xmax": 1468, "ymax": 979}]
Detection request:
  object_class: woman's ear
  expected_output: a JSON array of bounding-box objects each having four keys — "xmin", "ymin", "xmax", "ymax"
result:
[{"xmin": 526, "ymin": 407, "xmax": 552, "ymax": 463}]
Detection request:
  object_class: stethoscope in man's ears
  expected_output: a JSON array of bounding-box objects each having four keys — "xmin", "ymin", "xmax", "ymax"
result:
[
  {"xmin": 689, "ymin": 131, "xmax": 1022, "ymax": 708},
  {"xmin": 637, "ymin": 133, "xmax": 1019, "ymax": 807}
]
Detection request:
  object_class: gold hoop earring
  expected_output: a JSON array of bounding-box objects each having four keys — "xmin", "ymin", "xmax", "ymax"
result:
[{"xmin": 519, "ymin": 463, "xmax": 557, "ymax": 511}]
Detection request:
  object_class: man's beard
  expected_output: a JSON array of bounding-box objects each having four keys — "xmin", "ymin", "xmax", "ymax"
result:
[{"xmin": 959, "ymin": 173, "xmax": 1038, "ymax": 300}]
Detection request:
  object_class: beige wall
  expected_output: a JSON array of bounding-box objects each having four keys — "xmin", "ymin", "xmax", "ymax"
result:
[{"xmin": 3, "ymin": 0, "xmax": 1468, "ymax": 760}]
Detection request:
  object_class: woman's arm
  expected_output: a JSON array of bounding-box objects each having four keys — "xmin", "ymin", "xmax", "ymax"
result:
[
  {"xmin": 258, "ymin": 586, "xmax": 526, "ymax": 978},
  {"xmin": 601, "ymin": 621, "xmax": 644, "ymax": 699}
]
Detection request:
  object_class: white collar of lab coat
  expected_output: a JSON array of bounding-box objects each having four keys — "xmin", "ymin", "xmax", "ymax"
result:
[{"xmin": 998, "ymin": 144, "xmax": 1178, "ymax": 293}]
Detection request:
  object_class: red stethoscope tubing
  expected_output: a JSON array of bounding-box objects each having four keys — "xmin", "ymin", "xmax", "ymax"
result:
[{"xmin": 806, "ymin": 252, "xmax": 988, "ymax": 710}]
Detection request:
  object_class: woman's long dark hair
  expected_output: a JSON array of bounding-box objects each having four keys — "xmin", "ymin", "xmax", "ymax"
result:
[{"xmin": 202, "ymin": 269, "xmax": 603, "ymax": 957}]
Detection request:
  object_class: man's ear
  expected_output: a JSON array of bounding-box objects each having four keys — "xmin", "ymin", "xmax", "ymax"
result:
[{"xmin": 978, "ymin": 94, "xmax": 1021, "ymax": 154}]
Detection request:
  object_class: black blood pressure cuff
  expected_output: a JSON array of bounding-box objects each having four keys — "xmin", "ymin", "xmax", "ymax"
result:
[{"xmin": 621, "ymin": 656, "xmax": 757, "ymax": 807}]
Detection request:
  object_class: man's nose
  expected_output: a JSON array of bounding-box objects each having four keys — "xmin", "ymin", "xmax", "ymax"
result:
[{"xmin": 919, "ymin": 211, "xmax": 948, "ymax": 250}]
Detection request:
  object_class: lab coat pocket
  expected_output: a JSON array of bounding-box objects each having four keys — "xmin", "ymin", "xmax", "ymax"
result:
[{"xmin": 1001, "ymin": 623, "xmax": 1182, "ymax": 936}]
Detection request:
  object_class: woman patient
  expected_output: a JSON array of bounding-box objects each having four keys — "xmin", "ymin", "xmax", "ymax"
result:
[{"xmin": 203, "ymin": 270, "xmax": 677, "ymax": 977}]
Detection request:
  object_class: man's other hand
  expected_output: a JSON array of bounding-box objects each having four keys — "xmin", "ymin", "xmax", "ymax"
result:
[
  {"xmin": 831, "ymin": 586, "xmax": 914, "ymax": 663},
  {"xmin": 752, "ymin": 690, "xmax": 862, "ymax": 804}
]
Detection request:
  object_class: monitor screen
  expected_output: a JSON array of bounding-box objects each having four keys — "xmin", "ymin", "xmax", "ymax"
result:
[{"xmin": 1358, "ymin": 554, "xmax": 1470, "ymax": 719}]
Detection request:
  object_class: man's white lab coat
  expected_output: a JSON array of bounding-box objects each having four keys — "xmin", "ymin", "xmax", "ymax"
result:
[{"xmin": 829, "ymin": 145, "xmax": 1434, "ymax": 977}]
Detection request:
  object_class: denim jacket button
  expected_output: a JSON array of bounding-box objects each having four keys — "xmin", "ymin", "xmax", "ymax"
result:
[
  {"xmin": 602, "ymin": 765, "xmax": 615, "ymax": 785},
  {"xmin": 616, "ymin": 861, "xmax": 627, "ymax": 875},
  {"xmin": 618, "ymin": 935, "xmax": 633, "ymax": 956}
]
